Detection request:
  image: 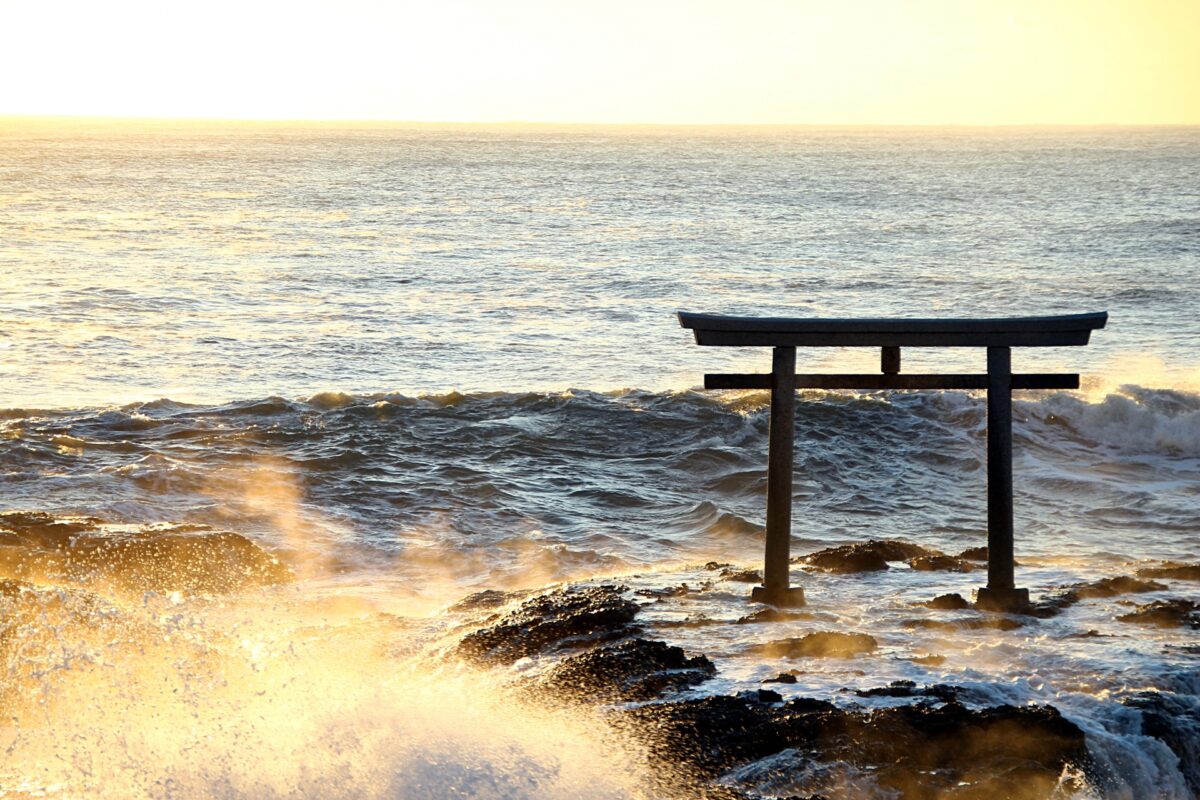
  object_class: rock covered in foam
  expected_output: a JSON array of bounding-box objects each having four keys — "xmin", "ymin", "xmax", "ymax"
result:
[
  {"xmin": 903, "ymin": 615, "xmax": 1026, "ymax": 632},
  {"xmin": 1030, "ymin": 574, "xmax": 1169, "ymax": 617},
  {"xmin": 907, "ymin": 554, "xmax": 975, "ymax": 572},
  {"xmin": 753, "ymin": 632, "xmax": 877, "ymax": 659},
  {"xmin": 1123, "ymin": 691, "xmax": 1200, "ymax": 794},
  {"xmin": 0, "ymin": 512, "xmax": 292, "ymax": 594}
]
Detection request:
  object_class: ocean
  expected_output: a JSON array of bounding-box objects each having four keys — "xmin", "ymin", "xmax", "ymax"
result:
[{"xmin": 0, "ymin": 119, "xmax": 1198, "ymax": 799}]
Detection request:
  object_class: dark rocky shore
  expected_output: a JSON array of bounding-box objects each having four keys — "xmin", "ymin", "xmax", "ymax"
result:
[
  {"xmin": 449, "ymin": 558, "xmax": 1200, "ymax": 800},
  {"xmin": 2, "ymin": 510, "xmax": 1195, "ymax": 799}
]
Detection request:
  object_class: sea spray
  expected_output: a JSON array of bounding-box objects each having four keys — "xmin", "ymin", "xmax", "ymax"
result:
[{"xmin": 0, "ymin": 578, "xmax": 647, "ymax": 799}]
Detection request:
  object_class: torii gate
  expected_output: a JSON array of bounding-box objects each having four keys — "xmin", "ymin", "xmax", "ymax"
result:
[{"xmin": 678, "ymin": 311, "xmax": 1108, "ymax": 612}]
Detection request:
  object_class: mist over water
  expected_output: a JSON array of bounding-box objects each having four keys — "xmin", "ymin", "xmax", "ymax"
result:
[{"xmin": 1, "ymin": 121, "xmax": 1198, "ymax": 798}]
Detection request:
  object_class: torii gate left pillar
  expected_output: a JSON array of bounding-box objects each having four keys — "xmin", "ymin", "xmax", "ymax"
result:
[{"xmin": 754, "ymin": 346, "xmax": 805, "ymax": 606}]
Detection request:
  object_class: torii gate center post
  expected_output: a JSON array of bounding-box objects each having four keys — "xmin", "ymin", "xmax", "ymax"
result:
[{"xmin": 678, "ymin": 311, "xmax": 1108, "ymax": 613}]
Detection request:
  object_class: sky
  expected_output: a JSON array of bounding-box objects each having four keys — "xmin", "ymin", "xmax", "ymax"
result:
[{"xmin": 1, "ymin": 0, "xmax": 1197, "ymax": 125}]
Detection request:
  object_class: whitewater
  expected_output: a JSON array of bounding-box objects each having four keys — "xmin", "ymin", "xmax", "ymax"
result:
[{"xmin": 0, "ymin": 120, "xmax": 1197, "ymax": 798}]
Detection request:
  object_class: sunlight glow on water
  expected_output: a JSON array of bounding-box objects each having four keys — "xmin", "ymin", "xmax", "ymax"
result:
[{"xmin": 2, "ymin": 121, "xmax": 1198, "ymax": 407}]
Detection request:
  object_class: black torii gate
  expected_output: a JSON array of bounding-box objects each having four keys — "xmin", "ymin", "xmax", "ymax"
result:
[{"xmin": 678, "ymin": 311, "xmax": 1108, "ymax": 612}]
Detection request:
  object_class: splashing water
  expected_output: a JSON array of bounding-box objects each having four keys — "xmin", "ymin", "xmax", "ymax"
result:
[{"xmin": 1, "ymin": 577, "xmax": 647, "ymax": 799}]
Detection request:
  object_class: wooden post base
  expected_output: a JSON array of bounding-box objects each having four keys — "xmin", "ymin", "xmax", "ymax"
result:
[
  {"xmin": 751, "ymin": 585, "xmax": 807, "ymax": 607},
  {"xmin": 975, "ymin": 587, "xmax": 1030, "ymax": 613}
]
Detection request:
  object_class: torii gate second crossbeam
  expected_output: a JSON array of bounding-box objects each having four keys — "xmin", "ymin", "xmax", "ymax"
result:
[{"xmin": 678, "ymin": 311, "xmax": 1108, "ymax": 613}]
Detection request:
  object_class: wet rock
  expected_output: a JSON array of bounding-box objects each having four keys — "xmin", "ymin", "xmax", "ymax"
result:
[
  {"xmin": 854, "ymin": 680, "xmax": 959, "ymax": 703},
  {"xmin": 862, "ymin": 540, "xmax": 938, "ymax": 561},
  {"xmin": 797, "ymin": 539, "xmax": 939, "ymax": 573},
  {"xmin": 1116, "ymin": 599, "xmax": 1200, "ymax": 629},
  {"xmin": 745, "ymin": 688, "xmax": 783, "ymax": 704},
  {"xmin": 1123, "ymin": 691, "xmax": 1200, "ymax": 794},
  {"xmin": 764, "ymin": 672, "xmax": 799, "ymax": 684},
  {"xmin": 736, "ymin": 608, "xmax": 812, "ymax": 624},
  {"xmin": 907, "ymin": 554, "xmax": 974, "ymax": 572},
  {"xmin": 636, "ymin": 583, "xmax": 697, "ymax": 599},
  {"xmin": 658, "ymin": 615, "xmax": 723, "ymax": 629},
  {"xmin": 1072, "ymin": 575, "xmax": 1167, "ymax": 599},
  {"xmin": 955, "ymin": 545, "xmax": 1022, "ymax": 567},
  {"xmin": 1066, "ymin": 629, "xmax": 1105, "ymax": 638},
  {"xmin": 0, "ymin": 577, "xmax": 35, "ymax": 598},
  {"xmin": 754, "ymin": 632, "xmax": 877, "ymax": 659},
  {"xmin": 446, "ymin": 588, "xmax": 526, "ymax": 613},
  {"xmin": 621, "ymin": 693, "xmax": 835, "ymax": 777},
  {"xmin": 924, "ymin": 592, "xmax": 970, "ymax": 610},
  {"xmin": 911, "ymin": 653, "xmax": 946, "ymax": 666},
  {"xmin": 622, "ymin": 692, "xmax": 1088, "ymax": 798},
  {"xmin": 686, "ymin": 788, "xmax": 827, "ymax": 800},
  {"xmin": 537, "ymin": 637, "xmax": 715, "ymax": 702},
  {"xmin": 1028, "ymin": 574, "xmax": 1167, "ymax": 618},
  {"xmin": 854, "ymin": 679, "xmax": 918, "ymax": 697},
  {"xmin": 456, "ymin": 584, "xmax": 638, "ymax": 663},
  {"xmin": 719, "ymin": 567, "xmax": 762, "ymax": 583},
  {"xmin": 0, "ymin": 524, "xmax": 293, "ymax": 594},
  {"xmin": 0, "ymin": 511, "xmax": 104, "ymax": 547},
  {"xmin": 1136, "ymin": 561, "xmax": 1200, "ymax": 581},
  {"xmin": 903, "ymin": 616, "xmax": 1025, "ymax": 632},
  {"xmin": 801, "ymin": 544, "xmax": 888, "ymax": 573}
]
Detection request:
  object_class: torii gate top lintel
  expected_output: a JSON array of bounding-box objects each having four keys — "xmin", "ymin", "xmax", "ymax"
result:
[
  {"xmin": 678, "ymin": 310, "xmax": 1108, "ymax": 612},
  {"xmin": 679, "ymin": 310, "xmax": 1107, "ymax": 347}
]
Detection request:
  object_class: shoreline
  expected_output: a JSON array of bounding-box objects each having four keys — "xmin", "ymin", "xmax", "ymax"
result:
[{"xmin": 2, "ymin": 508, "xmax": 1196, "ymax": 798}]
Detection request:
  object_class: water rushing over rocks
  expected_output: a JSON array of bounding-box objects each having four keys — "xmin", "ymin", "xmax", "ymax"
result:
[{"xmin": 2, "ymin": 503, "xmax": 1195, "ymax": 798}]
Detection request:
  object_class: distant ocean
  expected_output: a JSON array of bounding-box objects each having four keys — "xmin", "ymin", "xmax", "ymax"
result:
[{"xmin": 1, "ymin": 121, "xmax": 1198, "ymax": 799}]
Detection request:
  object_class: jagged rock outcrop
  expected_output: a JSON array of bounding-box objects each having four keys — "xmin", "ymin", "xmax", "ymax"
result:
[
  {"xmin": 1116, "ymin": 599, "xmax": 1200, "ymax": 629},
  {"xmin": 621, "ymin": 691, "xmax": 1088, "ymax": 799},
  {"xmin": 537, "ymin": 637, "xmax": 715, "ymax": 702},
  {"xmin": 456, "ymin": 584, "xmax": 639, "ymax": 663},
  {"xmin": 1136, "ymin": 561, "xmax": 1200, "ymax": 581},
  {"xmin": 796, "ymin": 539, "xmax": 938, "ymax": 573}
]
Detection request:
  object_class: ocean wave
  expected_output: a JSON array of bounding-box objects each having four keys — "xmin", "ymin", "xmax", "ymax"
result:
[
  {"xmin": 2, "ymin": 384, "xmax": 1197, "ymax": 572},
  {"xmin": 1027, "ymin": 386, "xmax": 1200, "ymax": 457}
]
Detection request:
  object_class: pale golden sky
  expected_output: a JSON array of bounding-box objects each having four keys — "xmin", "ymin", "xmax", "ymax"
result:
[{"xmin": 2, "ymin": 0, "xmax": 1197, "ymax": 125}]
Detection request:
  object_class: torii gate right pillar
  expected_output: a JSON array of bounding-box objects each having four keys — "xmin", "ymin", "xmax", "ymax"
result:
[{"xmin": 976, "ymin": 346, "xmax": 1031, "ymax": 612}]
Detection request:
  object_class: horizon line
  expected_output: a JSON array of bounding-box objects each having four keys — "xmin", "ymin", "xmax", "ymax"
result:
[{"xmin": 4, "ymin": 114, "xmax": 1199, "ymax": 129}]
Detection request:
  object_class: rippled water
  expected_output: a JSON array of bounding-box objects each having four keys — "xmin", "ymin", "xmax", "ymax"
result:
[
  {"xmin": 3, "ymin": 121, "xmax": 1199, "ymax": 405},
  {"xmin": 1, "ymin": 120, "xmax": 1198, "ymax": 799}
]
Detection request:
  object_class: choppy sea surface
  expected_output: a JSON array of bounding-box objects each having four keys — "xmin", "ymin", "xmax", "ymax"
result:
[{"xmin": 0, "ymin": 120, "xmax": 1198, "ymax": 799}]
